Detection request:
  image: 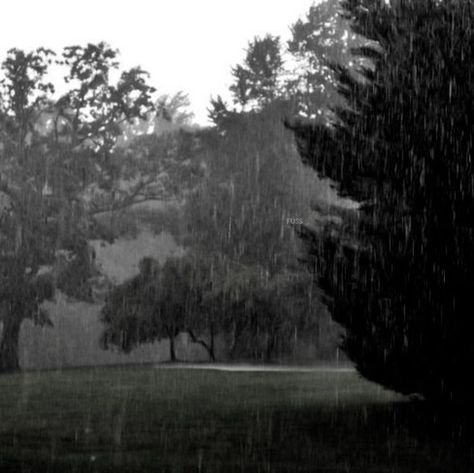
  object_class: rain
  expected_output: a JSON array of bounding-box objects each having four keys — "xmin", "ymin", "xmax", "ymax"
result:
[{"xmin": 1, "ymin": 0, "xmax": 474, "ymax": 471}]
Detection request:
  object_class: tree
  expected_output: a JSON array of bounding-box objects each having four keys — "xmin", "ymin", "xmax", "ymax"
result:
[
  {"xmin": 193, "ymin": 100, "xmax": 310, "ymax": 272},
  {"xmin": 100, "ymin": 253, "xmax": 245, "ymax": 362},
  {"xmin": 99, "ymin": 248, "xmax": 324, "ymax": 363},
  {"xmin": 0, "ymin": 43, "xmax": 155, "ymax": 372},
  {"xmin": 218, "ymin": 267, "xmax": 321, "ymax": 362},
  {"xmin": 118, "ymin": 90, "xmax": 195, "ymax": 145},
  {"xmin": 185, "ymin": 98, "xmax": 335, "ymax": 359},
  {"xmin": 230, "ymin": 35, "xmax": 284, "ymax": 109},
  {"xmin": 186, "ymin": 256, "xmax": 265, "ymax": 361},
  {"xmin": 198, "ymin": 26, "xmax": 350, "ymax": 361},
  {"xmin": 154, "ymin": 91, "xmax": 194, "ymax": 130},
  {"xmin": 286, "ymin": 0, "xmax": 366, "ymax": 121},
  {"xmin": 101, "ymin": 256, "xmax": 205, "ymax": 361},
  {"xmin": 0, "ymin": 47, "xmax": 68, "ymax": 371},
  {"xmin": 292, "ymin": 0, "xmax": 474, "ymax": 405},
  {"xmin": 179, "ymin": 253, "xmax": 231, "ymax": 362}
]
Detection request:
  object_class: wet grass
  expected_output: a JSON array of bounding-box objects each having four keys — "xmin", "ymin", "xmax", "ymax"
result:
[{"xmin": 0, "ymin": 365, "xmax": 472, "ymax": 472}]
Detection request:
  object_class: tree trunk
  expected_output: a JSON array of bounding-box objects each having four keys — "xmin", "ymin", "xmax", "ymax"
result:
[
  {"xmin": 265, "ymin": 331, "xmax": 276, "ymax": 363},
  {"xmin": 229, "ymin": 319, "xmax": 244, "ymax": 359},
  {"xmin": 187, "ymin": 329, "xmax": 216, "ymax": 362},
  {"xmin": 0, "ymin": 313, "xmax": 22, "ymax": 373},
  {"xmin": 209, "ymin": 324, "xmax": 215, "ymax": 362},
  {"xmin": 169, "ymin": 332, "xmax": 177, "ymax": 362}
]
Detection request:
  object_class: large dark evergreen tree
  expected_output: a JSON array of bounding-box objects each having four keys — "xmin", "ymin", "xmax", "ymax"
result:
[{"xmin": 290, "ymin": 0, "xmax": 474, "ymax": 404}]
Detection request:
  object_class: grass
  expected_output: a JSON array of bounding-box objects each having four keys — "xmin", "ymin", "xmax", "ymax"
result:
[{"xmin": 0, "ymin": 365, "xmax": 472, "ymax": 472}]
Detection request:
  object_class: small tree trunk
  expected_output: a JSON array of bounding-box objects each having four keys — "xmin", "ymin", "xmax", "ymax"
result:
[
  {"xmin": 229, "ymin": 323, "xmax": 237, "ymax": 359},
  {"xmin": 229, "ymin": 319, "xmax": 244, "ymax": 359},
  {"xmin": 265, "ymin": 331, "xmax": 275, "ymax": 363},
  {"xmin": 0, "ymin": 313, "xmax": 22, "ymax": 373},
  {"xmin": 169, "ymin": 333, "xmax": 176, "ymax": 362},
  {"xmin": 209, "ymin": 324, "xmax": 216, "ymax": 362},
  {"xmin": 187, "ymin": 329, "xmax": 216, "ymax": 362}
]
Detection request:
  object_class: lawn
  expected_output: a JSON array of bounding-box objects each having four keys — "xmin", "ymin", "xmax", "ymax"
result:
[{"xmin": 0, "ymin": 365, "xmax": 472, "ymax": 472}]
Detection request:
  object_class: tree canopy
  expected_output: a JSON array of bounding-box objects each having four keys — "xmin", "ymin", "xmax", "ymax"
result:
[
  {"xmin": 292, "ymin": 0, "xmax": 474, "ymax": 405},
  {"xmin": 0, "ymin": 43, "xmax": 156, "ymax": 371}
]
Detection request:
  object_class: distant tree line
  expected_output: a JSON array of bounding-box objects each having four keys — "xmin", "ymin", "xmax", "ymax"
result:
[
  {"xmin": 99, "ymin": 1, "xmax": 352, "ymax": 363},
  {"xmin": 100, "ymin": 254, "xmax": 320, "ymax": 362}
]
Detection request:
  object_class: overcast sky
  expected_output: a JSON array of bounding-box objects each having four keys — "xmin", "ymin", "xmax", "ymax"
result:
[{"xmin": 0, "ymin": 0, "xmax": 317, "ymax": 125}]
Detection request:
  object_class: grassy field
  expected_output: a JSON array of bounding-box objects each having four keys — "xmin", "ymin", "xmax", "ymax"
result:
[{"xmin": 0, "ymin": 365, "xmax": 472, "ymax": 472}]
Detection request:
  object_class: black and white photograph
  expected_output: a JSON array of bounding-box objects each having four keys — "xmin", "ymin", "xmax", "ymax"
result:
[{"xmin": 1, "ymin": 0, "xmax": 474, "ymax": 471}]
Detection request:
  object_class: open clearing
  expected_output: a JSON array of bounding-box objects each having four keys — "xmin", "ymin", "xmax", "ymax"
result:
[{"xmin": 0, "ymin": 365, "xmax": 472, "ymax": 472}]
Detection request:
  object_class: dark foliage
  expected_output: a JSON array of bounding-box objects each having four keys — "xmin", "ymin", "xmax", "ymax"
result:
[
  {"xmin": 100, "ymin": 257, "xmax": 187, "ymax": 360},
  {"xmin": 0, "ymin": 43, "xmax": 155, "ymax": 372},
  {"xmin": 290, "ymin": 0, "xmax": 474, "ymax": 404}
]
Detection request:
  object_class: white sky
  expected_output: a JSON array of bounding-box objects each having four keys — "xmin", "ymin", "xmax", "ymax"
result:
[{"xmin": 0, "ymin": 0, "xmax": 317, "ymax": 125}]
